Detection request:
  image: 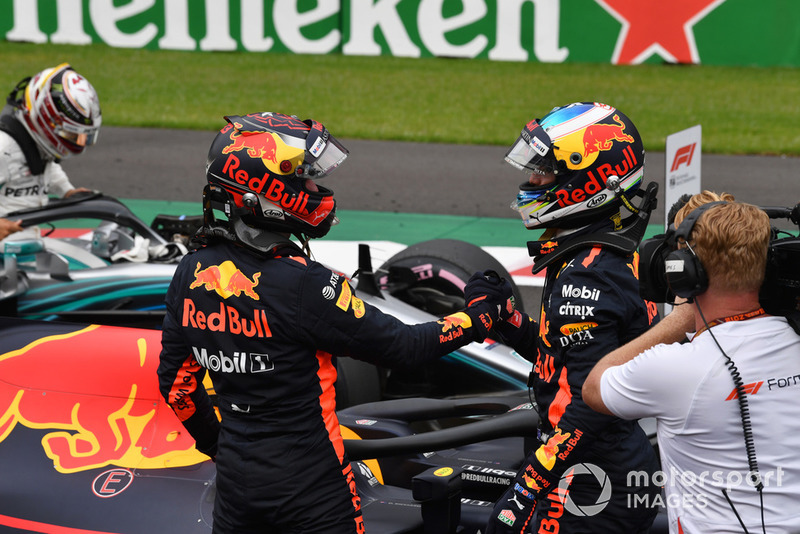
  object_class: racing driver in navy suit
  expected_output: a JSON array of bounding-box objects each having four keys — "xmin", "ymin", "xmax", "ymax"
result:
[
  {"xmin": 469, "ymin": 103, "xmax": 662, "ymax": 533},
  {"xmin": 157, "ymin": 112, "xmax": 515, "ymax": 534}
]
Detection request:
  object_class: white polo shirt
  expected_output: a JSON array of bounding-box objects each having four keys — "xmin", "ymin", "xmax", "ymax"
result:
[{"xmin": 601, "ymin": 316, "xmax": 800, "ymax": 533}]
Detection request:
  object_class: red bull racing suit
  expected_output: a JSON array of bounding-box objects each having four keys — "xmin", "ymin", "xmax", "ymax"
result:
[
  {"xmin": 157, "ymin": 240, "xmax": 489, "ymax": 534},
  {"xmin": 486, "ymin": 239, "xmax": 661, "ymax": 533}
]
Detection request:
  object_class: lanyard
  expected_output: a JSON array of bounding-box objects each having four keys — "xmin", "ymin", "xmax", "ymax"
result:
[{"xmin": 692, "ymin": 307, "xmax": 767, "ymax": 340}]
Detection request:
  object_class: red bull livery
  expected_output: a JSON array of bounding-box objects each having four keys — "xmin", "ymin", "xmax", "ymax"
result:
[{"xmin": 506, "ymin": 102, "xmax": 645, "ymax": 230}]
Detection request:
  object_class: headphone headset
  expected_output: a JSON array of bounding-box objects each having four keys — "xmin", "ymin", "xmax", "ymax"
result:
[{"xmin": 664, "ymin": 201, "xmax": 726, "ymax": 299}]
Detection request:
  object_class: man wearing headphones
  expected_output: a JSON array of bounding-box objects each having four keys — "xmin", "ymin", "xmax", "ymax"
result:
[{"xmin": 584, "ymin": 191, "xmax": 800, "ymax": 532}]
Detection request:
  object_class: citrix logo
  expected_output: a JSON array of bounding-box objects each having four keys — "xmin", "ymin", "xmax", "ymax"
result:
[{"xmin": 558, "ymin": 301, "xmax": 595, "ymax": 319}]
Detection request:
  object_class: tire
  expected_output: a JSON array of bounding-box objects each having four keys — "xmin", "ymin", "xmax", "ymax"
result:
[{"xmin": 377, "ymin": 239, "xmax": 525, "ymax": 316}]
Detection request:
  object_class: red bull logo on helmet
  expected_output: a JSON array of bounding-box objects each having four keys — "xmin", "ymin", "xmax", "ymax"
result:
[
  {"xmin": 556, "ymin": 143, "xmax": 639, "ymax": 208},
  {"xmin": 223, "ymin": 129, "xmax": 278, "ymax": 164},
  {"xmin": 191, "ymin": 260, "xmax": 260, "ymax": 300},
  {"xmin": 219, "ymin": 151, "xmax": 333, "ymax": 227},
  {"xmin": 222, "ymin": 126, "xmax": 304, "ymax": 176},
  {"xmin": 0, "ymin": 326, "xmax": 208, "ymax": 473},
  {"xmin": 582, "ymin": 114, "xmax": 634, "ymax": 157}
]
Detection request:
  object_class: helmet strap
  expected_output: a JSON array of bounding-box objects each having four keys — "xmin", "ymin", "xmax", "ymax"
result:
[{"xmin": 6, "ymin": 77, "xmax": 30, "ymax": 108}]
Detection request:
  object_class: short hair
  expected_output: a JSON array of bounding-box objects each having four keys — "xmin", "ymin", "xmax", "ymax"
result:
[{"xmin": 674, "ymin": 191, "xmax": 771, "ymax": 293}]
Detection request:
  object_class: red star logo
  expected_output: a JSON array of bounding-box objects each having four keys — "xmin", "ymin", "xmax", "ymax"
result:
[{"xmin": 595, "ymin": 0, "xmax": 727, "ymax": 64}]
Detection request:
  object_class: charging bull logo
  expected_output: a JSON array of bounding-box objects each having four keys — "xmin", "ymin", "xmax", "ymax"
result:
[
  {"xmin": 437, "ymin": 312, "xmax": 471, "ymax": 342},
  {"xmin": 0, "ymin": 325, "xmax": 208, "ymax": 473},
  {"xmin": 223, "ymin": 128, "xmax": 279, "ymax": 165},
  {"xmin": 539, "ymin": 241, "xmax": 558, "ymax": 255},
  {"xmin": 521, "ymin": 473, "xmax": 543, "ymax": 492},
  {"xmin": 439, "ymin": 312, "xmax": 471, "ymax": 333},
  {"xmin": 191, "ymin": 261, "xmax": 261, "ymax": 300},
  {"xmin": 535, "ymin": 428, "xmax": 572, "ymax": 470},
  {"xmin": 221, "ymin": 124, "xmax": 304, "ymax": 176},
  {"xmin": 582, "ymin": 114, "xmax": 634, "ymax": 157},
  {"xmin": 539, "ymin": 308, "xmax": 552, "ymax": 348}
]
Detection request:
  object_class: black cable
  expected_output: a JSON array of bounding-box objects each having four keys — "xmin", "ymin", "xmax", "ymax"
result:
[
  {"xmin": 695, "ymin": 300, "xmax": 766, "ymax": 534},
  {"xmin": 722, "ymin": 488, "xmax": 750, "ymax": 534}
]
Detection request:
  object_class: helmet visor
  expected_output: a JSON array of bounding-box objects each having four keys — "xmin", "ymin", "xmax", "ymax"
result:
[
  {"xmin": 306, "ymin": 130, "xmax": 349, "ymax": 178},
  {"xmin": 504, "ymin": 121, "xmax": 556, "ymax": 175},
  {"xmin": 33, "ymin": 69, "xmax": 101, "ymax": 153},
  {"xmin": 55, "ymin": 123, "xmax": 100, "ymax": 147}
]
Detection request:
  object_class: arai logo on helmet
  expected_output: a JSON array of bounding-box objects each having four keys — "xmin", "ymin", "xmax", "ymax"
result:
[
  {"xmin": 587, "ymin": 193, "xmax": 608, "ymax": 208},
  {"xmin": 263, "ymin": 209, "xmax": 284, "ymax": 219},
  {"xmin": 529, "ymin": 136, "xmax": 549, "ymax": 157}
]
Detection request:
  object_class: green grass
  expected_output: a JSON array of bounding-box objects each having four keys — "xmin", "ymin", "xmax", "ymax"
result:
[{"xmin": 2, "ymin": 41, "xmax": 800, "ymax": 155}]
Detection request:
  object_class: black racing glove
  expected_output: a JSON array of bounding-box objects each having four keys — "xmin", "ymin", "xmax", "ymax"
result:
[{"xmin": 464, "ymin": 270, "xmax": 516, "ymax": 341}]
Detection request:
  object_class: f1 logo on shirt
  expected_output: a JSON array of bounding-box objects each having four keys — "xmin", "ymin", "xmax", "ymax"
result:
[{"xmin": 725, "ymin": 381, "xmax": 763, "ymax": 401}]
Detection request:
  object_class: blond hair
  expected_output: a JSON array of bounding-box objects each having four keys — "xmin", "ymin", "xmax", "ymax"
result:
[{"xmin": 674, "ymin": 191, "xmax": 771, "ymax": 292}]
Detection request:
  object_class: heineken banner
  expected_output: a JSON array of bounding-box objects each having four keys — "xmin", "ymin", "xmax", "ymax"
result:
[{"xmin": 2, "ymin": 0, "xmax": 799, "ymax": 66}]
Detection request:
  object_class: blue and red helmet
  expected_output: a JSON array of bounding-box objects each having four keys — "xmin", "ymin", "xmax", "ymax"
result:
[
  {"xmin": 205, "ymin": 112, "xmax": 349, "ymax": 239},
  {"xmin": 506, "ymin": 102, "xmax": 644, "ymax": 230}
]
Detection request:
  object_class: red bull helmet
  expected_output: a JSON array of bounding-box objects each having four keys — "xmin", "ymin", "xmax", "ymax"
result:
[
  {"xmin": 506, "ymin": 102, "xmax": 644, "ymax": 230},
  {"xmin": 9, "ymin": 63, "xmax": 102, "ymax": 160},
  {"xmin": 205, "ymin": 112, "xmax": 349, "ymax": 239}
]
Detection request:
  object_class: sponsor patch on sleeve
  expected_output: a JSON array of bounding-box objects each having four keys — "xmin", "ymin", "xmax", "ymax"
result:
[
  {"xmin": 351, "ymin": 296, "xmax": 365, "ymax": 318},
  {"xmin": 336, "ymin": 280, "xmax": 352, "ymax": 311},
  {"xmin": 498, "ymin": 509, "xmax": 516, "ymax": 526}
]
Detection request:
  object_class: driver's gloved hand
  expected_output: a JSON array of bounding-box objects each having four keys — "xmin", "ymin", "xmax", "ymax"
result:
[{"xmin": 464, "ymin": 270, "xmax": 515, "ymax": 341}]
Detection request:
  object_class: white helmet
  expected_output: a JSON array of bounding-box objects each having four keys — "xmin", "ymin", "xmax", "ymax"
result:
[{"xmin": 11, "ymin": 63, "xmax": 101, "ymax": 160}]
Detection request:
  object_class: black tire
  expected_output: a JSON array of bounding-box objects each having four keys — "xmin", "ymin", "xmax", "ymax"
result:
[{"xmin": 377, "ymin": 239, "xmax": 525, "ymax": 316}]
